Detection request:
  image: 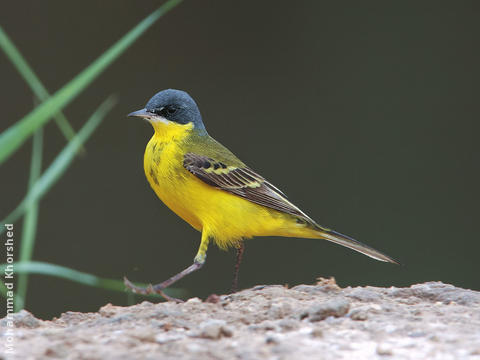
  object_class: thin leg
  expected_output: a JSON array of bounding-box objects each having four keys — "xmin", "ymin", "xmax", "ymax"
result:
[
  {"xmin": 230, "ymin": 242, "xmax": 245, "ymax": 293},
  {"xmin": 124, "ymin": 233, "xmax": 211, "ymax": 301}
]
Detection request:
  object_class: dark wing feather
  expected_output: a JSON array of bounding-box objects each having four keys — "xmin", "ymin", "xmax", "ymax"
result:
[
  {"xmin": 183, "ymin": 153, "xmax": 399, "ymax": 264},
  {"xmin": 183, "ymin": 153, "xmax": 314, "ymax": 223}
]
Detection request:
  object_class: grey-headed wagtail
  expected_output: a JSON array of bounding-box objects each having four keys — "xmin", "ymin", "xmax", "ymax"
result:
[{"xmin": 125, "ymin": 89, "xmax": 397, "ymax": 301}]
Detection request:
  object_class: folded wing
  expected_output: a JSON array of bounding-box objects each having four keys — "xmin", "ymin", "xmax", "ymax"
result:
[{"xmin": 183, "ymin": 152, "xmax": 315, "ymax": 224}]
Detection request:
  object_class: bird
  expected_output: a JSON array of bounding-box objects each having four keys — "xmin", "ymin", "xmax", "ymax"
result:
[{"xmin": 125, "ymin": 89, "xmax": 398, "ymax": 300}]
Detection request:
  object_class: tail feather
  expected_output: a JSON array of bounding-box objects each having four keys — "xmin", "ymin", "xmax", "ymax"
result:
[{"xmin": 315, "ymin": 226, "xmax": 399, "ymax": 264}]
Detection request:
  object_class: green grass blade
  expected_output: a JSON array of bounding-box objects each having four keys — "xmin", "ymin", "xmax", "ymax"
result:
[
  {"xmin": 15, "ymin": 128, "xmax": 44, "ymax": 311},
  {"xmin": 0, "ymin": 26, "xmax": 83, "ymax": 153},
  {"xmin": 0, "ymin": 96, "xmax": 117, "ymax": 235},
  {"xmin": 0, "ymin": 0, "xmax": 183, "ymax": 165},
  {"xmin": 0, "ymin": 281, "xmax": 7, "ymax": 298},
  {"xmin": 0, "ymin": 261, "xmax": 186, "ymax": 299}
]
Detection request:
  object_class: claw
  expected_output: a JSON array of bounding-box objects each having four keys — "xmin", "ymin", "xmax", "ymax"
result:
[
  {"xmin": 146, "ymin": 284, "xmax": 155, "ymax": 294},
  {"xmin": 123, "ymin": 276, "xmax": 146, "ymax": 294},
  {"xmin": 123, "ymin": 276, "xmax": 184, "ymax": 302},
  {"xmin": 123, "ymin": 261, "xmax": 204, "ymax": 303}
]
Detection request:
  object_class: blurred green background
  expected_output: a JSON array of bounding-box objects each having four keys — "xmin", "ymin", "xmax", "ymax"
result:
[{"xmin": 1, "ymin": 1, "xmax": 479, "ymax": 319}]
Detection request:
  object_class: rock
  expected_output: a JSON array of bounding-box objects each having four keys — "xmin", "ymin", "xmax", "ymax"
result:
[
  {"xmin": 277, "ymin": 319, "xmax": 298, "ymax": 331},
  {"xmin": 194, "ymin": 319, "xmax": 233, "ymax": 339},
  {"xmin": 310, "ymin": 327, "xmax": 324, "ymax": 338},
  {"xmin": 301, "ymin": 297, "xmax": 350, "ymax": 322},
  {"xmin": 292, "ymin": 277, "xmax": 341, "ymax": 295},
  {"xmin": 386, "ymin": 282, "xmax": 480, "ymax": 306},
  {"xmin": 267, "ymin": 301, "xmax": 293, "ymax": 319},
  {"xmin": 376, "ymin": 343, "xmax": 393, "ymax": 356},
  {"xmin": 349, "ymin": 308, "xmax": 368, "ymax": 321},
  {"xmin": 346, "ymin": 288, "xmax": 382, "ymax": 302},
  {"xmin": 1, "ymin": 282, "xmax": 479, "ymax": 359},
  {"xmin": 0, "ymin": 309, "xmax": 40, "ymax": 328}
]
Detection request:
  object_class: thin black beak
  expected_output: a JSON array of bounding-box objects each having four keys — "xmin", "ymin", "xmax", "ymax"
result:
[{"xmin": 127, "ymin": 108, "xmax": 151, "ymax": 118}]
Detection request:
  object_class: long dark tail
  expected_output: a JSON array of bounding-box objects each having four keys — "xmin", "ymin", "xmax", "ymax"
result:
[{"xmin": 315, "ymin": 226, "xmax": 399, "ymax": 264}]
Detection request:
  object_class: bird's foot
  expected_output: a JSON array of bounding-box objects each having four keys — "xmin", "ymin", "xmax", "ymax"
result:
[
  {"xmin": 123, "ymin": 277, "xmax": 184, "ymax": 303},
  {"xmin": 123, "ymin": 262, "xmax": 204, "ymax": 303}
]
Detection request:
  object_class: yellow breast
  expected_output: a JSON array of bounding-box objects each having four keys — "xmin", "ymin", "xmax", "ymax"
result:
[
  {"xmin": 143, "ymin": 123, "xmax": 311, "ymax": 249},
  {"xmin": 144, "ymin": 125, "xmax": 203, "ymax": 231}
]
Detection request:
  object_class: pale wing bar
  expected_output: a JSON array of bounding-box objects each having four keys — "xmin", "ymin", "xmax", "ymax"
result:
[{"xmin": 183, "ymin": 153, "xmax": 313, "ymax": 222}]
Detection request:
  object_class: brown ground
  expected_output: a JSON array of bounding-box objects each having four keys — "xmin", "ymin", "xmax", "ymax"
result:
[{"xmin": 1, "ymin": 280, "xmax": 480, "ymax": 360}]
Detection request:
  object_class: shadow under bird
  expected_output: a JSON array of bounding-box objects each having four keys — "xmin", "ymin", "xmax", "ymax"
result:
[{"xmin": 126, "ymin": 89, "xmax": 398, "ymax": 301}]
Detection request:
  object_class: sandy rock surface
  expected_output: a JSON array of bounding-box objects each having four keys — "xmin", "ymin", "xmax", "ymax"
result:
[{"xmin": 1, "ymin": 280, "xmax": 480, "ymax": 360}]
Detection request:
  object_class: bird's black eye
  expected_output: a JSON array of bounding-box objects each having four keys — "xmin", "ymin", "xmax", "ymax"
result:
[
  {"xmin": 153, "ymin": 105, "xmax": 177, "ymax": 117},
  {"xmin": 166, "ymin": 105, "xmax": 177, "ymax": 114}
]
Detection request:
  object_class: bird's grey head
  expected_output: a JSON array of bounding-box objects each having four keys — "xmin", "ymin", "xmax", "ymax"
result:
[{"xmin": 128, "ymin": 89, "xmax": 206, "ymax": 133}]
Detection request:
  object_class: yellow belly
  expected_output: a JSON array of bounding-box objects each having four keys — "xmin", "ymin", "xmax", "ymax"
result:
[{"xmin": 144, "ymin": 135, "xmax": 307, "ymax": 249}]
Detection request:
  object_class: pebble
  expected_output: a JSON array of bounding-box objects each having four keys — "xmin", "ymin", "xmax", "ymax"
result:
[
  {"xmin": 196, "ymin": 319, "xmax": 233, "ymax": 339},
  {"xmin": 303, "ymin": 297, "xmax": 350, "ymax": 322}
]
